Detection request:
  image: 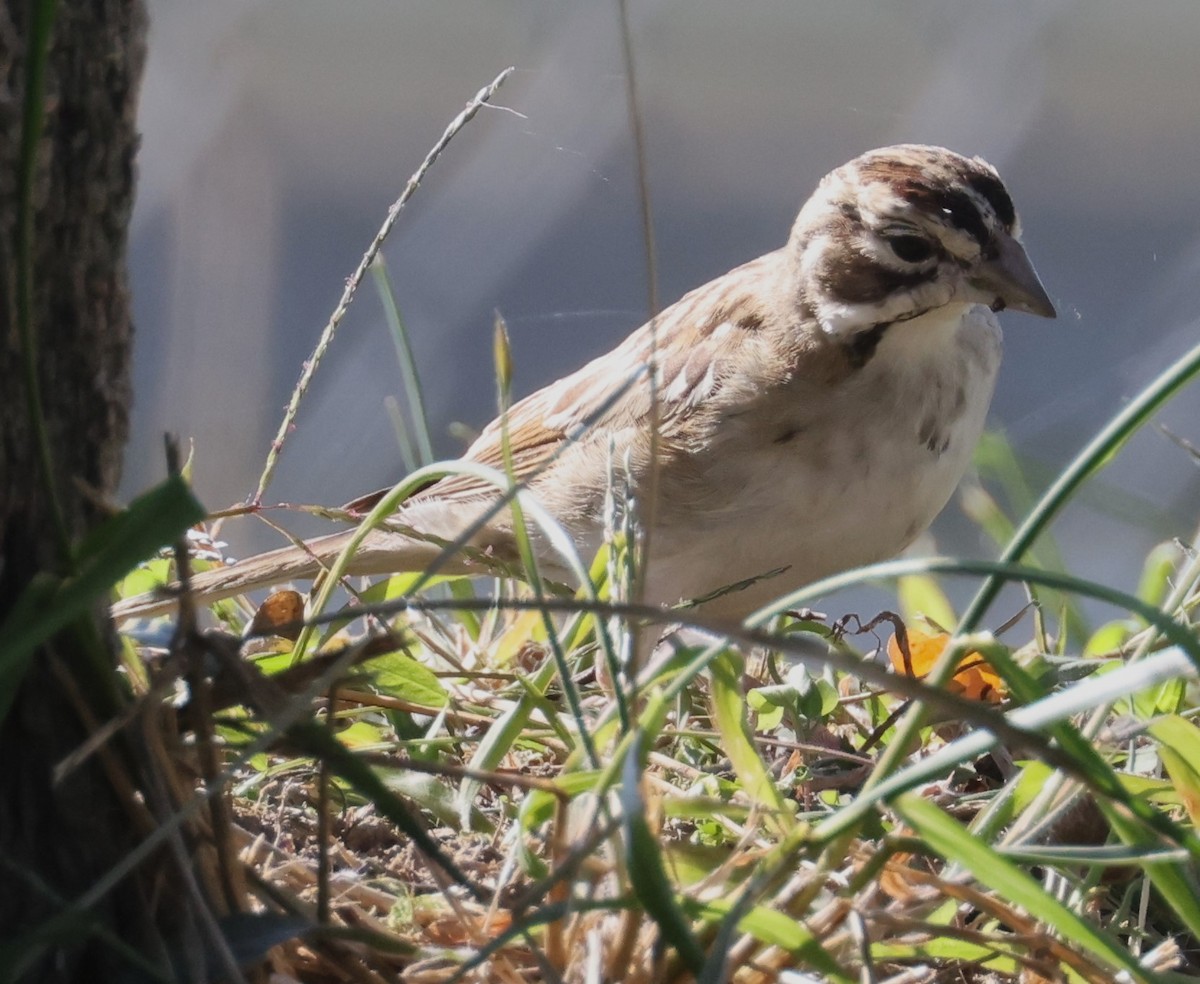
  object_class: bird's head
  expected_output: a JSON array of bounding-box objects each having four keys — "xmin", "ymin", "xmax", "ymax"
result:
[{"xmin": 790, "ymin": 144, "xmax": 1056, "ymax": 342}]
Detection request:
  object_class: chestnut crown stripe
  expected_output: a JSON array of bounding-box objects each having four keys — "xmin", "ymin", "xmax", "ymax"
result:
[{"xmin": 856, "ymin": 154, "xmax": 1017, "ymax": 243}]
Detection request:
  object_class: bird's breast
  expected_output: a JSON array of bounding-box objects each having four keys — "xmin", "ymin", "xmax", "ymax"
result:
[{"xmin": 643, "ymin": 307, "xmax": 1001, "ymax": 614}]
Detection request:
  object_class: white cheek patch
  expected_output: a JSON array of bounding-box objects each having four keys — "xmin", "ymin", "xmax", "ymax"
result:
[
  {"xmin": 814, "ymin": 276, "xmax": 957, "ymax": 339},
  {"xmin": 816, "ymin": 298, "xmax": 883, "ymax": 338},
  {"xmin": 799, "ymin": 233, "xmax": 885, "ymax": 339}
]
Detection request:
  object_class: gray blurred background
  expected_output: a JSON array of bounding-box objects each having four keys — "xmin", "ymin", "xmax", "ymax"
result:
[{"xmin": 124, "ymin": 1, "xmax": 1200, "ymax": 619}]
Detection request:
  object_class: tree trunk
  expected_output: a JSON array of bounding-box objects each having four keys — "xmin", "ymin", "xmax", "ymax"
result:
[{"xmin": 0, "ymin": 2, "xmax": 154, "ymax": 981}]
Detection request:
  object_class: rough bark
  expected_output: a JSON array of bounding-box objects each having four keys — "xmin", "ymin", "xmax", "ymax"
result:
[{"xmin": 0, "ymin": 2, "xmax": 155, "ymax": 980}]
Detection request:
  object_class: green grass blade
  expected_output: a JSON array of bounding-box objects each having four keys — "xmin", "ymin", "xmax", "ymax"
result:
[
  {"xmin": 0, "ymin": 476, "xmax": 204, "ymax": 725},
  {"xmin": 371, "ymin": 254, "xmax": 434, "ymax": 466},
  {"xmin": 621, "ymin": 733, "xmax": 705, "ymax": 974},
  {"xmin": 683, "ymin": 897, "xmax": 850, "ymax": 982},
  {"xmin": 458, "ymin": 655, "xmax": 558, "ymax": 827},
  {"xmin": 749, "ymin": 555, "xmax": 1200, "ymax": 671},
  {"xmin": 961, "ymin": 336, "xmax": 1200, "ymax": 633},
  {"xmin": 893, "ymin": 793, "xmax": 1152, "ymax": 982},
  {"xmin": 815, "ymin": 645, "xmax": 1198, "ymax": 851},
  {"xmin": 708, "ymin": 650, "xmax": 791, "ymax": 833}
]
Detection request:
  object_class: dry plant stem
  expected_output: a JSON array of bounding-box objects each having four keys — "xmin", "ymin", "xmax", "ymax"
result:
[
  {"xmin": 45, "ymin": 653, "xmax": 156, "ymax": 837},
  {"xmin": 169, "ymin": 436, "xmax": 244, "ymax": 914},
  {"xmin": 188, "ymin": 655, "xmax": 243, "ymax": 914},
  {"xmin": 335, "ymin": 688, "xmax": 516, "ymax": 730},
  {"xmin": 355, "ymin": 751, "xmax": 568, "ymax": 797},
  {"xmin": 675, "ymin": 730, "xmax": 873, "ymax": 767},
  {"xmin": 544, "ymin": 797, "xmax": 569, "ymax": 970},
  {"xmin": 728, "ymin": 870, "xmax": 835, "ymax": 981},
  {"xmin": 899, "ymin": 868, "xmax": 1121, "ymax": 983},
  {"xmin": 251, "ymin": 66, "xmax": 515, "ymax": 505},
  {"xmin": 71, "ymin": 637, "xmax": 423, "ymax": 918},
  {"xmin": 312, "ymin": 948, "xmax": 391, "ymax": 984},
  {"xmin": 50, "ymin": 698, "xmax": 143, "ymax": 786},
  {"xmin": 316, "ymin": 685, "xmax": 336, "ymax": 924},
  {"xmin": 847, "ymin": 908, "xmax": 872, "ymax": 978},
  {"xmin": 325, "ymin": 595, "xmax": 1087, "ymax": 781},
  {"xmin": 607, "ymin": 874, "xmax": 644, "ymax": 981},
  {"xmin": 139, "ymin": 693, "xmax": 248, "ymax": 984},
  {"xmin": 507, "ymin": 817, "xmax": 622, "ymax": 914}
]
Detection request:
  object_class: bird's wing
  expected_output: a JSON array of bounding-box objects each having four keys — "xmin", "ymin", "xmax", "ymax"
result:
[{"xmin": 346, "ymin": 251, "xmax": 789, "ymax": 512}]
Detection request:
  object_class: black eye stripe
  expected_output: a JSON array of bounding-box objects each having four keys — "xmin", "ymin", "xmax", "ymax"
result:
[
  {"xmin": 966, "ymin": 172, "xmax": 1016, "ymax": 229},
  {"xmin": 932, "ymin": 188, "xmax": 990, "ymax": 245}
]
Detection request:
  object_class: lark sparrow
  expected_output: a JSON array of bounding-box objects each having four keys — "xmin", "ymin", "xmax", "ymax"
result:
[{"xmin": 114, "ymin": 145, "xmax": 1054, "ymax": 625}]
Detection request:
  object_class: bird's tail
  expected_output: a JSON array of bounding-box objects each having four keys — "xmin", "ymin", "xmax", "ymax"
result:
[{"xmin": 111, "ymin": 527, "xmax": 463, "ymax": 623}]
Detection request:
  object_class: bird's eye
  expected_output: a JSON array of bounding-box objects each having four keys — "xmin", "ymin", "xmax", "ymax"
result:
[{"xmin": 884, "ymin": 233, "xmax": 934, "ymax": 264}]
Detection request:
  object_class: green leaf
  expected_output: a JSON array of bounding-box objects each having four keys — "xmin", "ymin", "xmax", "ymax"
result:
[
  {"xmin": 894, "ymin": 793, "xmax": 1151, "ymax": 981},
  {"xmin": 1137, "ymin": 542, "xmax": 1183, "ymax": 608},
  {"xmin": 113, "ymin": 556, "xmax": 173, "ymax": 601},
  {"xmin": 872, "ymin": 935, "xmax": 1015, "ymax": 971},
  {"xmin": 520, "ymin": 771, "xmax": 602, "ymax": 829},
  {"xmin": 708, "ymin": 650, "xmax": 790, "ymax": 833},
  {"xmin": 0, "ymin": 476, "xmax": 204, "ymax": 726},
  {"xmin": 746, "ymin": 687, "xmax": 785, "ymax": 731},
  {"xmin": 897, "ymin": 573, "xmax": 957, "ymax": 630},
  {"xmin": 1150, "ymin": 716, "xmax": 1200, "ymax": 826},
  {"xmin": 682, "ymin": 897, "xmax": 850, "ymax": 981},
  {"xmin": 358, "ymin": 571, "xmax": 462, "ymax": 603},
  {"xmin": 1131, "ymin": 675, "xmax": 1186, "ymax": 718},
  {"xmin": 621, "ymin": 734, "xmax": 705, "ymax": 975},
  {"xmin": 464, "ymin": 652, "xmax": 561, "ymax": 829},
  {"xmin": 1083, "ymin": 619, "xmax": 1133, "ymax": 656},
  {"xmin": 747, "ymin": 664, "xmax": 837, "ymax": 734},
  {"xmin": 370, "ymin": 651, "xmax": 448, "ymax": 707},
  {"xmin": 1094, "ymin": 793, "xmax": 1200, "ymax": 942},
  {"xmin": 381, "ymin": 768, "xmax": 491, "ymax": 831}
]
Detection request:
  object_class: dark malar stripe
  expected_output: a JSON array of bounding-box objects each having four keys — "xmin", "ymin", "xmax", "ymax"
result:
[
  {"xmin": 820, "ymin": 249, "xmax": 934, "ymax": 305},
  {"xmin": 844, "ymin": 321, "xmax": 891, "ymax": 368}
]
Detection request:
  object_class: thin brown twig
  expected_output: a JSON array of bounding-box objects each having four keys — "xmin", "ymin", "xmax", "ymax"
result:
[
  {"xmin": 317, "ymin": 683, "xmax": 337, "ymax": 924},
  {"xmin": 291, "ymin": 593, "xmax": 1094, "ymax": 787},
  {"xmin": 46, "ymin": 653, "xmax": 156, "ymax": 835},
  {"xmin": 138, "ymin": 678, "xmax": 248, "ymax": 984},
  {"xmin": 354, "ymin": 751, "xmax": 569, "ymax": 798},
  {"xmin": 335, "ymin": 688, "xmax": 516, "ymax": 730},
  {"xmin": 166, "ymin": 436, "xmax": 245, "ymax": 915},
  {"xmin": 251, "ymin": 66, "xmax": 516, "ymax": 505}
]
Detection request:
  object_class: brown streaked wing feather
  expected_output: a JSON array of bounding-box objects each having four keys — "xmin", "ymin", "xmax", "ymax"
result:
[
  {"xmin": 416, "ymin": 413, "xmax": 566, "ymax": 503},
  {"xmin": 343, "ymin": 483, "xmax": 427, "ymax": 514},
  {"xmin": 355, "ymin": 251, "xmax": 787, "ymax": 509}
]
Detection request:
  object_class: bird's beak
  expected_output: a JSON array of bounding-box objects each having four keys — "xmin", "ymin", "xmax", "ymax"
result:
[{"xmin": 971, "ymin": 233, "xmax": 1056, "ymax": 318}]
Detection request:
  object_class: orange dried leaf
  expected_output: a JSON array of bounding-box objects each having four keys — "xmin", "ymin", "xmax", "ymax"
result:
[
  {"xmin": 248, "ymin": 589, "xmax": 306, "ymax": 641},
  {"xmin": 887, "ymin": 626, "xmax": 1005, "ymax": 703}
]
